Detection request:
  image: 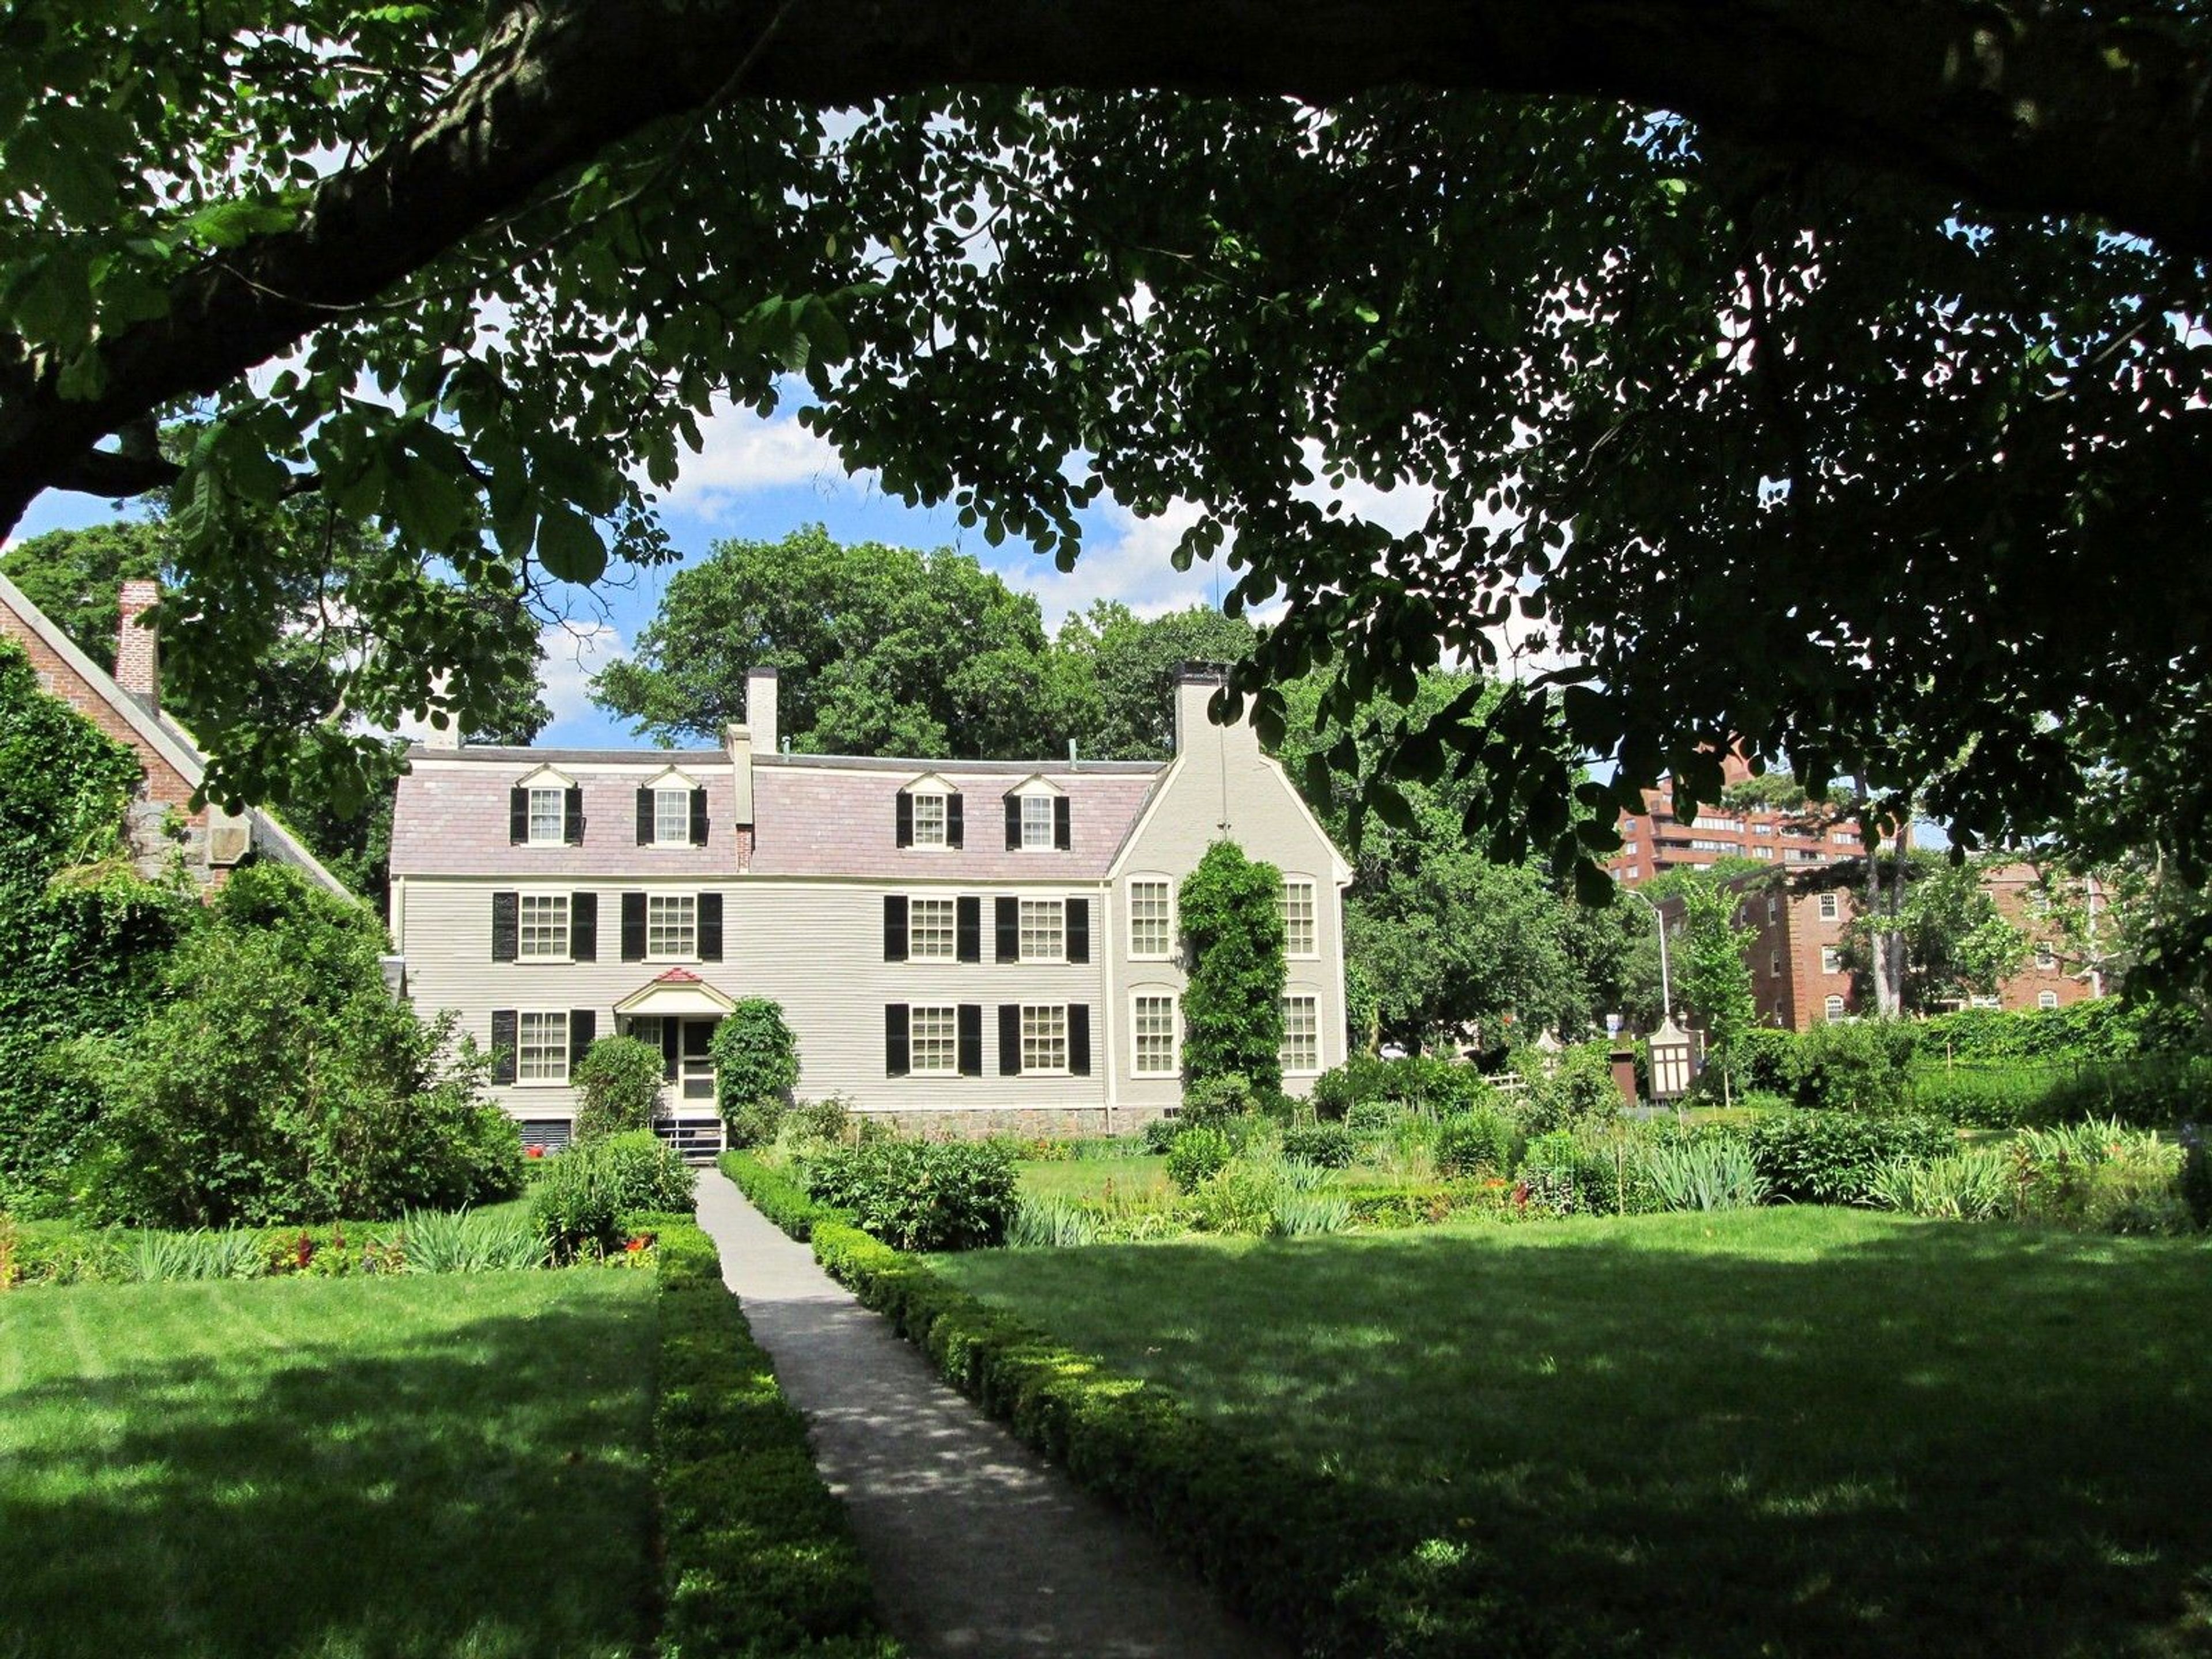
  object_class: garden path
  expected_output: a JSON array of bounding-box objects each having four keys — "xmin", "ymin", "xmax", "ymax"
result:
[{"xmin": 694, "ymin": 1168, "xmax": 1287, "ymax": 1659}]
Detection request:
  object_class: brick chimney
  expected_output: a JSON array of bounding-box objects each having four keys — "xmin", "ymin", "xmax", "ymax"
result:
[{"xmin": 115, "ymin": 579, "xmax": 160, "ymax": 707}]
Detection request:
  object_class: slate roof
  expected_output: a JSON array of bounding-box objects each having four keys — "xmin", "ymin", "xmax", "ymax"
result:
[{"xmin": 388, "ymin": 747, "xmax": 1167, "ymax": 880}]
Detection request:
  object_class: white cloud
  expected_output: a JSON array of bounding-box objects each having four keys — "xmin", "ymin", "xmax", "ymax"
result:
[
  {"xmin": 536, "ymin": 620, "xmax": 627, "ymax": 743},
  {"xmin": 651, "ymin": 400, "xmax": 863, "ymax": 522}
]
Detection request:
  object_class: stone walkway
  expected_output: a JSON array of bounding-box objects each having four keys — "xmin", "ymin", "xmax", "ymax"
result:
[{"xmin": 694, "ymin": 1169, "xmax": 1287, "ymax": 1659}]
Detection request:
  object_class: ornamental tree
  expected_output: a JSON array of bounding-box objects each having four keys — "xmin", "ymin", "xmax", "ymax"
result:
[
  {"xmin": 1178, "ymin": 840, "xmax": 1288, "ymax": 1096},
  {"xmin": 710, "ymin": 998, "xmax": 801, "ymax": 1122},
  {"xmin": 3, "ymin": 2, "xmax": 2209, "ymax": 936}
]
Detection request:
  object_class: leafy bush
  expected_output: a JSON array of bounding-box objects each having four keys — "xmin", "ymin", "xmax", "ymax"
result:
[
  {"xmin": 1179, "ymin": 841, "xmax": 1287, "ymax": 1094},
  {"xmin": 653, "ymin": 1217, "xmax": 900, "ymax": 1658},
  {"xmin": 2034, "ymin": 1054, "xmax": 2212, "ymax": 1127},
  {"xmin": 529, "ymin": 1147, "xmax": 626, "ymax": 1261},
  {"xmin": 1181, "ymin": 1071, "xmax": 1268, "ymax": 1128},
  {"xmin": 725, "ymin": 1096, "xmax": 786, "ymax": 1150},
  {"xmin": 1514, "ymin": 1041, "xmax": 1623, "ymax": 1136},
  {"xmin": 1730, "ymin": 1028, "xmax": 1798, "ymax": 1095},
  {"xmin": 589, "ymin": 1130, "xmax": 698, "ymax": 1211},
  {"xmin": 802, "ymin": 1139, "xmax": 1019, "ymax": 1251},
  {"xmin": 1635, "ymin": 1139, "xmax": 1767, "ymax": 1211},
  {"xmin": 1918, "ymin": 999, "xmax": 2191, "ymax": 1064},
  {"xmin": 1781, "ymin": 1019, "xmax": 1920, "ymax": 1113},
  {"xmin": 1282, "ymin": 1121, "xmax": 1356, "ymax": 1169},
  {"xmin": 721, "ymin": 1149, "xmax": 844, "ymax": 1240},
  {"xmin": 2183, "ymin": 1126, "xmax": 2212, "ymax": 1232},
  {"xmin": 1309, "ymin": 1063, "xmax": 1361, "ymax": 1121},
  {"xmin": 1141, "ymin": 1115, "xmax": 1183, "ymax": 1153},
  {"xmin": 1435, "ymin": 1109, "xmax": 1517, "ymax": 1178},
  {"xmin": 710, "ymin": 997, "xmax": 801, "ymax": 1121},
  {"xmin": 1166, "ymin": 1126, "xmax": 1236, "ymax": 1193},
  {"xmin": 571, "ymin": 1035, "xmax": 666, "ymax": 1143},
  {"xmin": 1748, "ymin": 1112, "xmax": 1955, "ymax": 1205},
  {"xmin": 75, "ymin": 865, "xmax": 524, "ymax": 1226},
  {"xmin": 1344, "ymin": 1099, "xmax": 1399, "ymax": 1134},
  {"xmin": 783, "ymin": 1094, "xmax": 854, "ymax": 1152}
]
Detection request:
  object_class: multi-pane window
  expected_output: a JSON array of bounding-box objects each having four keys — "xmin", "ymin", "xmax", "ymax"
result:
[
  {"xmin": 910, "ymin": 1005, "xmax": 959, "ymax": 1074},
  {"xmin": 654, "ymin": 788, "xmax": 691, "ymax": 846},
  {"xmin": 1820, "ymin": 946, "xmax": 1842, "ymax": 974},
  {"xmin": 1818, "ymin": 893, "xmax": 1841, "ymax": 922},
  {"xmin": 1279, "ymin": 880, "xmax": 1317, "ymax": 957},
  {"xmin": 1020, "ymin": 793, "xmax": 1055, "ymax": 849},
  {"xmin": 648, "ymin": 894, "xmax": 697, "ymax": 959},
  {"xmin": 2038, "ymin": 990, "xmax": 2060, "ymax": 1010},
  {"xmin": 911, "ymin": 792, "xmax": 948, "ymax": 847},
  {"xmin": 519, "ymin": 894, "xmax": 569, "ymax": 959},
  {"xmin": 1128, "ymin": 879, "xmax": 1173, "ymax": 958},
  {"xmin": 527, "ymin": 786, "xmax": 565, "ymax": 845},
  {"xmin": 1823, "ymin": 995, "xmax": 1846, "ymax": 1022},
  {"xmin": 518, "ymin": 1011, "xmax": 569, "ymax": 1082},
  {"xmin": 1752, "ymin": 823, "xmax": 1774, "ymax": 836},
  {"xmin": 1279, "ymin": 995, "xmax": 1320, "ymax": 1075},
  {"xmin": 1021, "ymin": 1005, "xmax": 1069, "ymax": 1073},
  {"xmin": 1132, "ymin": 995, "xmax": 1178, "ymax": 1076},
  {"xmin": 1766, "ymin": 898, "xmax": 1779, "ymax": 922},
  {"xmin": 910, "ymin": 897, "xmax": 957, "ymax": 960},
  {"xmin": 2034, "ymin": 942, "xmax": 2058, "ymax": 971},
  {"xmin": 1018, "ymin": 898, "xmax": 1065, "ymax": 962},
  {"xmin": 1753, "ymin": 846, "xmax": 1774, "ymax": 859}
]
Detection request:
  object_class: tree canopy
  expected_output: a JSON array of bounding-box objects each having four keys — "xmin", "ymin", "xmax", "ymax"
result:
[{"xmin": 5, "ymin": 3, "xmax": 2209, "ymax": 920}]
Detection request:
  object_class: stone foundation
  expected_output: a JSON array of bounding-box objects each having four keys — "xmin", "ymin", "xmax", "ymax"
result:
[{"xmin": 857, "ymin": 1105, "xmax": 1177, "ymax": 1142}]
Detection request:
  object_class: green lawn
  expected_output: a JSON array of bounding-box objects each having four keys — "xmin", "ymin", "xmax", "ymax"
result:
[
  {"xmin": 937, "ymin": 1208, "xmax": 2212, "ymax": 1657},
  {"xmin": 0, "ymin": 1271, "xmax": 657, "ymax": 1658},
  {"xmin": 1016, "ymin": 1153, "xmax": 1172, "ymax": 1199}
]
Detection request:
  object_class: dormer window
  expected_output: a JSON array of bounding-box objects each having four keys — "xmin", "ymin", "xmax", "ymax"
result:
[
  {"xmin": 1021, "ymin": 794, "xmax": 1054, "ymax": 849},
  {"xmin": 895, "ymin": 775, "xmax": 963, "ymax": 849},
  {"xmin": 635, "ymin": 769, "xmax": 706, "ymax": 847},
  {"xmin": 509, "ymin": 768, "xmax": 581, "ymax": 846},
  {"xmin": 654, "ymin": 788, "xmax": 690, "ymax": 846},
  {"xmin": 1003, "ymin": 778, "xmax": 1070, "ymax": 851}
]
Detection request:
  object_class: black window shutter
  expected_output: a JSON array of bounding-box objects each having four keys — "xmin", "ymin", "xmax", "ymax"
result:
[
  {"xmin": 571, "ymin": 892, "xmax": 598, "ymax": 961},
  {"xmin": 946, "ymin": 794, "xmax": 964, "ymax": 848},
  {"xmin": 895, "ymin": 791, "xmax": 913, "ymax": 848},
  {"xmin": 958, "ymin": 1004, "xmax": 983, "ymax": 1076},
  {"xmin": 698, "ymin": 893, "xmax": 724, "ymax": 961},
  {"xmin": 1068, "ymin": 1004, "xmax": 1092, "ymax": 1076},
  {"xmin": 620, "ymin": 892, "xmax": 647, "ymax": 961},
  {"xmin": 509, "ymin": 787, "xmax": 528, "ymax": 844},
  {"xmin": 884, "ymin": 895, "xmax": 909, "ymax": 961},
  {"xmin": 1005, "ymin": 795, "xmax": 1022, "ymax": 850},
  {"xmin": 569, "ymin": 1009, "xmax": 596, "ymax": 1069},
  {"xmin": 491, "ymin": 891, "xmax": 519, "ymax": 961},
  {"xmin": 1054, "ymin": 795, "xmax": 1072, "ymax": 850},
  {"xmin": 661, "ymin": 1016, "xmax": 680, "ymax": 1081},
  {"xmin": 490, "ymin": 1009, "xmax": 518, "ymax": 1084},
  {"xmin": 956, "ymin": 896, "xmax": 981, "ymax": 963},
  {"xmin": 635, "ymin": 787, "xmax": 654, "ymax": 845},
  {"xmin": 1066, "ymin": 897, "xmax": 1090, "ymax": 964},
  {"xmin": 885, "ymin": 1005, "xmax": 911, "ymax": 1077},
  {"xmin": 998, "ymin": 1004, "xmax": 1022, "ymax": 1075},
  {"xmin": 690, "ymin": 786, "xmax": 709, "ymax": 845},
  {"xmin": 995, "ymin": 896, "xmax": 1019, "ymax": 962},
  {"xmin": 564, "ymin": 785, "xmax": 585, "ymax": 845}
]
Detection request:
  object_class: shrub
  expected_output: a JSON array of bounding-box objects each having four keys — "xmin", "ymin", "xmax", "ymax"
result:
[
  {"xmin": 571, "ymin": 1035, "xmax": 665, "ymax": 1143},
  {"xmin": 1344, "ymin": 1099, "xmax": 1398, "ymax": 1134},
  {"xmin": 2183, "ymin": 1126, "xmax": 2212, "ymax": 1231},
  {"xmin": 1180, "ymin": 1071, "xmax": 1264, "ymax": 1128},
  {"xmin": 1731, "ymin": 1028, "xmax": 1798, "ymax": 1094},
  {"xmin": 592, "ymin": 1129, "xmax": 698, "ymax": 1211},
  {"xmin": 1748, "ymin": 1111, "xmax": 1955, "ymax": 1205},
  {"xmin": 653, "ymin": 1218, "xmax": 899, "ymax": 1658},
  {"xmin": 529, "ymin": 1147, "xmax": 625, "ymax": 1261},
  {"xmin": 2035, "ymin": 1054, "xmax": 2212, "ymax": 1127},
  {"xmin": 710, "ymin": 997, "xmax": 801, "ymax": 1122},
  {"xmin": 1918, "ymin": 999, "xmax": 2191, "ymax": 1064},
  {"xmin": 1515, "ymin": 1041, "xmax": 1624, "ymax": 1137},
  {"xmin": 1141, "ymin": 1115, "xmax": 1183, "ymax": 1153},
  {"xmin": 725, "ymin": 1096, "xmax": 786, "ymax": 1150},
  {"xmin": 1782, "ymin": 1019, "xmax": 1919, "ymax": 1113},
  {"xmin": 1309, "ymin": 1064, "xmax": 1361, "ymax": 1121},
  {"xmin": 802, "ymin": 1139, "xmax": 1018, "ymax": 1251},
  {"xmin": 1179, "ymin": 841, "xmax": 1287, "ymax": 1094},
  {"xmin": 783, "ymin": 1093, "xmax": 854, "ymax": 1152},
  {"xmin": 721, "ymin": 1149, "xmax": 844, "ymax": 1240},
  {"xmin": 1281, "ymin": 1121, "xmax": 1356, "ymax": 1169},
  {"xmin": 75, "ymin": 865, "xmax": 522, "ymax": 1226},
  {"xmin": 1166, "ymin": 1126, "xmax": 1236, "ymax": 1193},
  {"xmin": 1435, "ymin": 1108, "xmax": 1517, "ymax": 1178},
  {"xmin": 1635, "ymin": 1139, "xmax": 1767, "ymax": 1211}
]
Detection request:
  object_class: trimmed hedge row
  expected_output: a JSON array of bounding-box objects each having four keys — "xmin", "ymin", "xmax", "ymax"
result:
[
  {"xmin": 807, "ymin": 1219, "xmax": 1381, "ymax": 1649},
  {"xmin": 653, "ymin": 1215, "xmax": 901, "ymax": 1658},
  {"xmin": 719, "ymin": 1150, "xmax": 847, "ymax": 1240}
]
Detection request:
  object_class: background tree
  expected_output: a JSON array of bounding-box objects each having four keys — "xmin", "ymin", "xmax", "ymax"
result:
[
  {"xmin": 1055, "ymin": 601, "xmax": 1259, "ymax": 760},
  {"xmin": 1178, "ymin": 841, "xmax": 1287, "ymax": 1096},
  {"xmin": 1672, "ymin": 881, "xmax": 1759, "ymax": 1102},
  {"xmin": 1838, "ymin": 853, "xmax": 2031, "ymax": 1016}
]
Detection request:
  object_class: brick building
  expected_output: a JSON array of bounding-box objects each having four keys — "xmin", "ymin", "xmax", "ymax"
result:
[
  {"xmin": 1608, "ymin": 751, "xmax": 1863, "ymax": 887},
  {"xmin": 1658, "ymin": 861, "xmax": 2105, "ymax": 1031},
  {"xmin": 0, "ymin": 570, "xmax": 348, "ymax": 896}
]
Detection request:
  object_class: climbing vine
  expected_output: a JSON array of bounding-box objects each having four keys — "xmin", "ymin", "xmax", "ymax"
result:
[{"xmin": 1179, "ymin": 840, "xmax": 1287, "ymax": 1097}]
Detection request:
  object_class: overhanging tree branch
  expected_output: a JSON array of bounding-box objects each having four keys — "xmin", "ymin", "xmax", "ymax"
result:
[{"xmin": 2, "ymin": 0, "xmax": 2207, "ymax": 531}]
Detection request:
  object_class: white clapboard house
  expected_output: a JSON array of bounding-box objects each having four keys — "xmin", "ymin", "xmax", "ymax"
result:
[{"xmin": 385, "ymin": 666, "xmax": 1350, "ymax": 1153}]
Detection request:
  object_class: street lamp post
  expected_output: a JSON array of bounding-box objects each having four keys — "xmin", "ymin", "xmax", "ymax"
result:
[{"xmin": 1623, "ymin": 886, "xmax": 1694, "ymax": 1107}]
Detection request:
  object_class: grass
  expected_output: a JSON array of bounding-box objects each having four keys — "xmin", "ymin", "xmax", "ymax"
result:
[
  {"xmin": 1016, "ymin": 1153, "xmax": 1172, "ymax": 1199},
  {"xmin": 935, "ymin": 1207, "xmax": 2212, "ymax": 1657},
  {"xmin": 0, "ymin": 1270, "xmax": 658, "ymax": 1658}
]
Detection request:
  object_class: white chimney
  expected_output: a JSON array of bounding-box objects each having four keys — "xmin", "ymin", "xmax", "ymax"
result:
[
  {"xmin": 115, "ymin": 579, "xmax": 160, "ymax": 706},
  {"xmin": 725, "ymin": 721, "xmax": 755, "ymax": 826},
  {"xmin": 747, "ymin": 665, "xmax": 779, "ymax": 757},
  {"xmin": 1173, "ymin": 662, "xmax": 1241, "ymax": 755}
]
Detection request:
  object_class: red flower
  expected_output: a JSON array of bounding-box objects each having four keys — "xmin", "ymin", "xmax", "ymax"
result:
[
  {"xmin": 525, "ymin": 1145, "xmax": 546, "ymax": 1160},
  {"xmin": 624, "ymin": 1236, "xmax": 649, "ymax": 1253}
]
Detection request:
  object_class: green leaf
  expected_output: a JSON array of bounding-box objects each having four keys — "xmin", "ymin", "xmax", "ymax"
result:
[{"xmin": 536, "ymin": 505, "xmax": 607, "ymax": 585}]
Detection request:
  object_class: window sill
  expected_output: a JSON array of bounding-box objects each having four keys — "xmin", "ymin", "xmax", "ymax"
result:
[
  {"xmin": 515, "ymin": 956, "xmax": 574, "ymax": 966},
  {"xmin": 645, "ymin": 955, "xmax": 701, "ymax": 965},
  {"xmin": 1019, "ymin": 1067, "xmax": 1073, "ymax": 1078},
  {"xmin": 512, "ymin": 1077, "xmax": 573, "ymax": 1089}
]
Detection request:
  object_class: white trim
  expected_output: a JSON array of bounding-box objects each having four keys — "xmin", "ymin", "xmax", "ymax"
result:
[
  {"xmin": 1017, "ymin": 895, "xmax": 1067, "ymax": 963},
  {"xmin": 1018, "ymin": 1002, "xmax": 1071, "ymax": 1076},
  {"xmin": 644, "ymin": 892, "xmax": 699, "ymax": 962},
  {"xmin": 516, "ymin": 889, "xmax": 574, "ymax": 963},
  {"xmin": 650, "ymin": 783, "xmax": 694, "ymax": 847},
  {"xmin": 906, "ymin": 1002, "xmax": 961, "ymax": 1076},
  {"xmin": 1278, "ymin": 992, "xmax": 1322, "ymax": 1077},
  {"xmin": 1279, "ymin": 874, "xmax": 1320, "ymax": 960},
  {"xmin": 907, "ymin": 893, "xmax": 960, "ymax": 961},
  {"xmin": 1126, "ymin": 873, "xmax": 1177, "ymax": 960},
  {"xmin": 1128, "ymin": 988, "xmax": 1181, "ymax": 1078},
  {"xmin": 514, "ymin": 1009, "xmax": 571, "ymax": 1085},
  {"xmin": 512, "ymin": 762, "xmax": 578, "ymax": 790}
]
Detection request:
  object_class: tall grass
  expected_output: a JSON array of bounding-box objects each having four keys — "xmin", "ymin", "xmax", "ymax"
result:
[
  {"xmin": 130, "ymin": 1229, "xmax": 264, "ymax": 1283},
  {"xmin": 1635, "ymin": 1139, "xmax": 1768, "ymax": 1212}
]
